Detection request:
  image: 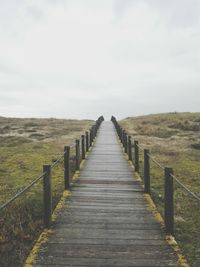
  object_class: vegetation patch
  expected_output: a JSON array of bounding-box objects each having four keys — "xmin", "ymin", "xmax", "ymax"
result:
[
  {"xmin": 29, "ymin": 133, "xmax": 45, "ymax": 140},
  {"xmin": 191, "ymin": 143, "xmax": 200, "ymax": 150}
]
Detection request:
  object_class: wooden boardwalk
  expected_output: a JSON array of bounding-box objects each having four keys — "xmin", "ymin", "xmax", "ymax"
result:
[{"xmin": 33, "ymin": 121, "xmax": 179, "ymax": 266}]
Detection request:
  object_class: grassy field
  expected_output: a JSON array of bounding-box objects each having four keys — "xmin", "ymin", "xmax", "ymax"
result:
[
  {"xmin": 120, "ymin": 112, "xmax": 200, "ymax": 267},
  {"xmin": 0, "ymin": 116, "xmax": 93, "ymax": 267}
]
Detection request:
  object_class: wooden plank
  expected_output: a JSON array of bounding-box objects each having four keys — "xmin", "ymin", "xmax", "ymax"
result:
[
  {"xmin": 53, "ymin": 223, "xmax": 162, "ymax": 230},
  {"xmin": 38, "ymin": 245, "xmax": 176, "ymax": 262},
  {"xmin": 57, "ymin": 218, "xmax": 159, "ymax": 225},
  {"xmin": 46, "ymin": 237, "xmax": 169, "ymax": 246},
  {"xmin": 52, "ymin": 229, "xmax": 166, "ymax": 240},
  {"xmin": 35, "ymin": 257, "xmax": 176, "ymax": 267}
]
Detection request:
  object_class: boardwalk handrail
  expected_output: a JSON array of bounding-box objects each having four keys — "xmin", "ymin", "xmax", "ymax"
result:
[
  {"xmin": 0, "ymin": 116, "xmax": 104, "ymax": 227},
  {"xmin": 0, "ymin": 173, "xmax": 45, "ymax": 212},
  {"xmin": 138, "ymin": 138, "xmax": 200, "ymax": 202},
  {"xmin": 24, "ymin": 119, "xmax": 183, "ymax": 267},
  {"xmin": 0, "ymin": 145, "xmax": 72, "ymax": 212},
  {"xmin": 111, "ymin": 115, "xmax": 200, "ymax": 236}
]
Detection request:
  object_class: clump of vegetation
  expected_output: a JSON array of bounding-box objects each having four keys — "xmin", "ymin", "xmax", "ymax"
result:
[
  {"xmin": 120, "ymin": 112, "xmax": 200, "ymax": 267},
  {"xmin": 0, "ymin": 116, "xmax": 93, "ymax": 267},
  {"xmin": 191, "ymin": 143, "xmax": 200, "ymax": 150},
  {"xmin": 169, "ymin": 120, "xmax": 200, "ymax": 131}
]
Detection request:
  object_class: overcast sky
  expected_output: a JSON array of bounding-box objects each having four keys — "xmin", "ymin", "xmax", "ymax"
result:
[{"xmin": 0, "ymin": 0, "xmax": 199, "ymax": 120}]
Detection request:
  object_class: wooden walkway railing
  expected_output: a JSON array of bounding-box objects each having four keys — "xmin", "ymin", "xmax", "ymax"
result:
[
  {"xmin": 0, "ymin": 116, "xmax": 104, "ymax": 222},
  {"xmin": 23, "ymin": 119, "xmax": 184, "ymax": 267},
  {"xmin": 0, "ymin": 116, "xmax": 104, "ymax": 267},
  {"xmin": 111, "ymin": 116, "xmax": 200, "ymax": 237}
]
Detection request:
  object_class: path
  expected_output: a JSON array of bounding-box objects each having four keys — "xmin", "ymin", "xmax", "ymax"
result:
[{"xmin": 33, "ymin": 121, "xmax": 179, "ymax": 266}]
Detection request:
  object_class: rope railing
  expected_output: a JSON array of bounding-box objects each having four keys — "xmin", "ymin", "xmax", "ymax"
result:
[
  {"xmin": 70, "ymin": 144, "xmax": 76, "ymax": 149},
  {"xmin": 0, "ymin": 115, "xmax": 104, "ymax": 229},
  {"xmin": 147, "ymin": 153, "xmax": 200, "ymax": 202},
  {"xmin": 0, "ymin": 172, "xmax": 45, "ymax": 211},
  {"xmin": 136, "ymin": 143, "xmax": 145, "ymax": 151},
  {"xmin": 171, "ymin": 173, "xmax": 200, "ymax": 202},
  {"xmin": 50, "ymin": 153, "xmax": 65, "ymax": 169},
  {"xmin": 0, "ymin": 152, "xmax": 67, "ymax": 213},
  {"xmin": 147, "ymin": 153, "xmax": 165, "ymax": 171},
  {"xmin": 111, "ymin": 115, "xmax": 200, "ymax": 237}
]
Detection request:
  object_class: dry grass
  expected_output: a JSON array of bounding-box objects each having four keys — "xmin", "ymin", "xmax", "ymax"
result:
[
  {"xmin": 120, "ymin": 112, "xmax": 200, "ymax": 267},
  {"xmin": 0, "ymin": 116, "xmax": 93, "ymax": 267}
]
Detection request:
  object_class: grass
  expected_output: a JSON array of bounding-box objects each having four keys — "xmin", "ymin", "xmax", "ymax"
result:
[
  {"xmin": 0, "ymin": 116, "xmax": 93, "ymax": 267},
  {"xmin": 120, "ymin": 112, "xmax": 200, "ymax": 267}
]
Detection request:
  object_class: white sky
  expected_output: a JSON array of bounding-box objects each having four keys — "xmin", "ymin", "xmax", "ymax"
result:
[{"xmin": 0, "ymin": 0, "xmax": 200, "ymax": 120}]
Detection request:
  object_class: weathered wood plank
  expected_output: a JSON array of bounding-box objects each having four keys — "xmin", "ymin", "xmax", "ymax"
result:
[
  {"xmin": 46, "ymin": 237, "xmax": 170, "ymax": 246},
  {"xmin": 39, "ymin": 243, "xmax": 175, "ymax": 256},
  {"xmin": 35, "ymin": 257, "xmax": 177, "ymax": 267},
  {"xmin": 53, "ymin": 222, "xmax": 162, "ymax": 230}
]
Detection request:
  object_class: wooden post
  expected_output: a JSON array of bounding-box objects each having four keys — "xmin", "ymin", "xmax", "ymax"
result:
[
  {"xmin": 93, "ymin": 125, "xmax": 96, "ymax": 141},
  {"xmin": 164, "ymin": 167, "xmax": 174, "ymax": 235},
  {"xmin": 124, "ymin": 132, "xmax": 128, "ymax": 153},
  {"xmin": 121, "ymin": 129, "xmax": 123, "ymax": 145},
  {"xmin": 144, "ymin": 149, "xmax": 150, "ymax": 194},
  {"xmin": 90, "ymin": 128, "xmax": 93, "ymax": 147},
  {"xmin": 76, "ymin": 139, "xmax": 80, "ymax": 171},
  {"xmin": 122, "ymin": 130, "xmax": 126, "ymax": 148},
  {"xmin": 43, "ymin": 165, "xmax": 52, "ymax": 228},
  {"xmin": 95, "ymin": 124, "xmax": 97, "ymax": 137},
  {"xmin": 119, "ymin": 127, "xmax": 122, "ymax": 142},
  {"xmin": 115, "ymin": 122, "xmax": 119, "ymax": 137},
  {"xmin": 86, "ymin": 131, "xmax": 89, "ymax": 152},
  {"xmin": 81, "ymin": 135, "xmax": 85, "ymax": 159},
  {"xmin": 134, "ymin": 140, "xmax": 139, "ymax": 172},
  {"xmin": 118, "ymin": 127, "xmax": 121, "ymax": 142},
  {"xmin": 92, "ymin": 126, "xmax": 95, "ymax": 141},
  {"xmin": 64, "ymin": 146, "xmax": 70, "ymax": 190},
  {"xmin": 128, "ymin": 136, "xmax": 132, "ymax": 161}
]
